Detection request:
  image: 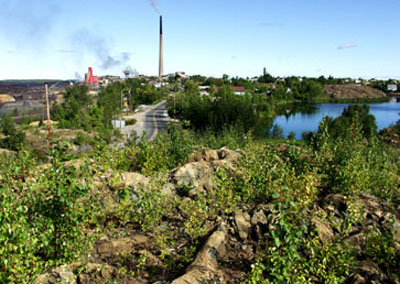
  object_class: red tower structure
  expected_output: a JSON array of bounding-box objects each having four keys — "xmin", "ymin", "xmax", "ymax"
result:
[{"xmin": 85, "ymin": 67, "xmax": 99, "ymax": 84}]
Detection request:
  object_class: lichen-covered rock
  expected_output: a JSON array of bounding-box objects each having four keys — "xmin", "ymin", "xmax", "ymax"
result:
[
  {"xmin": 33, "ymin": 265, "xmax": 77, "ymax": 284},
  {"xmin": 234, "ymin": 210, "xmax": 251, "ymax": 241},
  {"xmin": 173, "ymin": 161, "xmax": 214, "ymax": 197},
  {"xmin": 122, "ymin": 172, "xmax": 149, "ymax": 188},
  {"xmin": 312, "ymin": 217, "xmax": 335, "ymax": 245},
  {"xmin": 351, "ymin": 261, "xmax": 388, "ymax": 283},
  {"xmin": 188, "ymin": 149, "xmax": 219, "ymax": 163},
  {"xmin": 96, "ymin": 235, "xmax": 150, "ymax": 258},
  {"xmin": 217, "ymin": 147, "xmax": 240, "ymax": 163}
]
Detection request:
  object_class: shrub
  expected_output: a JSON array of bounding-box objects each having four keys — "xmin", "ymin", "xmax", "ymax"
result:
[
  {"xmin": 125, "ymin": 118, "xmax": 136, "ymax": 126},
  {"xmin": 0, "ymin": 115, "xmax": 26, "ymax": 151},
  {"xmin": 317, "ymin": 105, "xmax": 377, "ymax": 140}
]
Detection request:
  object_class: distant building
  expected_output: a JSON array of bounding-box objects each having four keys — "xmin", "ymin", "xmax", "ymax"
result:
[
  {"xmin": 175, "ymin": 71, "xmax": 186, "ymax": 78},
  {"xmin": 147, "ymin": 81, "xmax": 162, "ymax": 88},
  {"xmin": 232, "ymin": 86, "xmax": 246, "ymax": 95},
  {"xmin": 387, "ymin": 84, "xmax": 398, "ymax": 92},
  {"xmin": 215, "ymin": 86, "xmax": 246, "ymax": 96},
  {"xmin": 199, "ymin": 86, "xmax": 210, "ymax": 96},
  {"xmin": 275, "ymin": 77, "xmax": 285, "ymax": 83}
]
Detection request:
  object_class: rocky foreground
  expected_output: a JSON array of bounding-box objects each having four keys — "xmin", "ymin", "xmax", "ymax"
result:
[{"xmin": 32, "ymin": 146, "xmax": 400, "ymax": 284}]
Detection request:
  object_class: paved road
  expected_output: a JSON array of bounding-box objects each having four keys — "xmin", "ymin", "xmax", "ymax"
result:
[
  {"xmin": 144, "ymin": 101, "xmax": 169, "ymax": 140},
  {"xmin": 120, "ymin": 100, "xmax": 169, "ymax": 141}
]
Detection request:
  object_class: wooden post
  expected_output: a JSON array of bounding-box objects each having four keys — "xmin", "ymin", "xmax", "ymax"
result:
[
  {"xmin": 129, "ymin": 91, "xmax": 132, "ymax": 112},
  {"xmin": 45, "ymin": 84, "xmax": 51, "ymax": 142}
]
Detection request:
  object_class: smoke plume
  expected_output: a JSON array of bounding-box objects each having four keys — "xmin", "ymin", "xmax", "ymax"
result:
[
  {"xmin": 147, "ymin": 0, "xmax": 161, "ymax": 14},
  {"xmin": 74, "ymin": 72, "xmax": 83, "ymax": 81},
  {"xmin": 71, "ymin": 29, "xmax": 131, "ymax": 70}
]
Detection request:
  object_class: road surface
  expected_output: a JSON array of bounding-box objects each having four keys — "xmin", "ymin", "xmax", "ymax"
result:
[
  {"xmin": 121, "ymin": 100, "xmax": 169, "ymax": 140},
  {"xmin": 144, "ymin": 101, "xmax": 169, "ymax": 140}
]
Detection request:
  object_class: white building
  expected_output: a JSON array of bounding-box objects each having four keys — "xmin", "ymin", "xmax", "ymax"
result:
[{"xmin": 387, "ymin": 84, "xmax": 398, "ymax": 92}]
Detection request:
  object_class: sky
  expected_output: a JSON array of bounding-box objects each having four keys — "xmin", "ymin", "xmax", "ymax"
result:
[{"xmin": 0, "ymin": 0, "xmax": 399, "ymax": 80}]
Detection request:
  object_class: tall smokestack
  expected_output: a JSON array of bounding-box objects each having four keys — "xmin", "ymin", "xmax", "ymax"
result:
[{"xmin": 159, "ymin": 15, "xmax": 164, "ymax": 79}]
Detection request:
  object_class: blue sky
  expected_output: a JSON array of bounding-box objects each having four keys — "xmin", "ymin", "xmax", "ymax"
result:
[{"xmin": 0, "ymin": 0, "xmax": 399, "ymax": 80}]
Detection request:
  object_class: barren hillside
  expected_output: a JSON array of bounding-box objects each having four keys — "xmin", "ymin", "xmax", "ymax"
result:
[{"xmin": 323, "ymin": 84, "xmax": 387, "ymax": 99}]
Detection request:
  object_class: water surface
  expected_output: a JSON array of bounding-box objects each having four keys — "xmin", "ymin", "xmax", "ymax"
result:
[{"xmin": 274, "ymin": 98, "xmax": 400, "ymax": 139}]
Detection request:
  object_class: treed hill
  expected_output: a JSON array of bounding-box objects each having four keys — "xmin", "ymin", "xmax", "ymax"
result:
[{"xmin": 323, "ymin": 84, "xmax": 387, "ymax": 99}]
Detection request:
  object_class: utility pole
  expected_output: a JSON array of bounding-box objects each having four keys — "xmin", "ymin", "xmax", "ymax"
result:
[
  {"xmin": 120, "ymin": 89, "xmax": 131, "ymax": 130},
  {"xmin": 120, "ymin": 90, "xmax": 123, "ymax": 130},
  {"xmin": 44, "ymin": 84, "xmax": 51, "ymax": 142},
  {"xmin": 174, "ymin": 83, "xmax": 177, "ymax": 118}
]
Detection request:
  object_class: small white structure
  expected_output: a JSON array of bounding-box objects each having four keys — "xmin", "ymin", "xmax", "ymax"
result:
[
  {"xmin": 112, "ymin": 120, "xmax": 126, "ymax": 128},
  {"xmin": 387, "ymin": 84, "xmax": 398, "ymax": 92},
  {"xmin": 175, "ymin": 71, "xmax": 186, "ymax": 78}
]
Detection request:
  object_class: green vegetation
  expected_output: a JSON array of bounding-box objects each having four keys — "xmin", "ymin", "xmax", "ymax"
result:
[
  {"xmin": 168, "ymin": 85, "xmax": 257, "ymax": 133},
  {"xmin": 0, "ymin": 115, "xmax": 26, "ymax": 151},
  {"xmin": 0, "ymin": 144, "xmax": 98, "ymax": 283},
  {"xmin": 50, "ymin": 80, "xmax": 167, "ymax": 143},
  {"xmin": 1, "ymin": 78, "xmax": 400, "ymax": 283},
  {"xmin": 97, "ymin": 79, "xmax": 166, "ymax": 125}
]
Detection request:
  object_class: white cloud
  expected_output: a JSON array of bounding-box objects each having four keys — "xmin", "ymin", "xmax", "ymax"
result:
[
  {"xmin": 337, "ymin": 43, "xmax": 357, "ymax": 50},
  {"xmin": 57, "ymin": 49, "xmax": 75, "ymax": 53}
]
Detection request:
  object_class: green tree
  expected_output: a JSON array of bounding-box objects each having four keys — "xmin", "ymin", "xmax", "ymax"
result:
[
  {"xmin": 52, "ymin": 85, "xmax": 92, "ymax": 129},
  {"xmin": 0, "ymin": 115, "xmax": 26, "ymax": 151},
  {"xmin": 320, "ymin": 105, "xmax": 377, "ymax": 140}
]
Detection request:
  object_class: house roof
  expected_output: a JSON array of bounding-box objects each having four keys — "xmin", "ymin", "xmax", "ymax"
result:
[{"xmin": 215, "ymin": 86, "xmax": 246, "ymax": 92}]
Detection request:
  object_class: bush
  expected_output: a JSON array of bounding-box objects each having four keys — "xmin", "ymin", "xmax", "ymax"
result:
[
  {"xmin": 125, "ymin": 118, "xmax": 136, "ymax": 126},
  {"xmin": 0, "ymin": 143, "xmax": 99, "ymax": 282},
  {"xmin": 0, "ymin": 115, "xmax": 26, "ymax": 151},
  {"xmin": 73, "ymin": 131, "xmax": 93, "ymax": 146}
]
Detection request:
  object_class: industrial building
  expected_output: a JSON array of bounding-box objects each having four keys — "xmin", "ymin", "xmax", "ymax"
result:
[{"xmin": 85, "ymin": 67, "xmax": 99, "ymax": 84}]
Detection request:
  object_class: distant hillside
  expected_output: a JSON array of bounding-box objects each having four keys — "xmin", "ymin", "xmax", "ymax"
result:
[
  {"xmin": 323, "ymin": 84, "xmax": 387, "ymax": 99},
  {"xmin": 0, "ymin": 80, "xmax": 60, "ymax": 86}
]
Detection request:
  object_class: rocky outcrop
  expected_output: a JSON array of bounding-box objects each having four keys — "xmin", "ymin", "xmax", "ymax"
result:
[
  {"xmin": 33, "ymin": 263, "xmax": 119, "ymax": 284},
  {"xmin": 322, "ymin": 193, "xmax": 400, "ymax": 248},
  {"xmin": 121, "ymin": 172, "xmax": 149, "ymax": 189},
  {"xmin": 33, "ymin": 265, "xmax": 77, "ymax": 284},
  {"xmin": 173, "ymin": 160, "xmax": 215, "ymax": 197},
  {"xmin": 348, "ymin": 261, "xmax": 389, "ymax": 283},
  {"xmin": 172, "ymin": 223, "xmax": 228, "ymax": 284},
  {"xmin": 234, "ymin": 211, "xmax": 251, "ymax": 241},
  {"xmin": 32, "ymin": 147, "xmax": 400, "ymax": 284},
  {"xmin": 170, "ymin": 148, "xmax": 241, "ymax": 197}
]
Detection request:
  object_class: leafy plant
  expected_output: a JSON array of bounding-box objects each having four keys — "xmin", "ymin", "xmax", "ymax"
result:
[{"xmin": 0, "ymin": 115, "xmax": 26, "ymax": 151}]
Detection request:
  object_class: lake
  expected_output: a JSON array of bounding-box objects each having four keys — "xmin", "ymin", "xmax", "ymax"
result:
[{"xmin": 274, "ymin": 98, "xmax": 400, "ymax": 139}]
